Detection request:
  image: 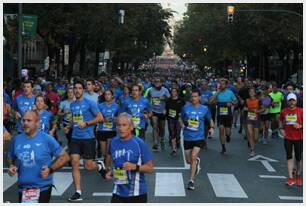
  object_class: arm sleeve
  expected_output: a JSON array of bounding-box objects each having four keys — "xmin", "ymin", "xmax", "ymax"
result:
[
  {"xmin": 47, "ymin": 135, "xmax": 62, "ymax": 158},
  {"xmin": 140, "ymin": 140, "xmax": 153, "ymax": 164},
  {"xmin": 90, "ymin": 100, "xmax": 100, "ymax": 116}
]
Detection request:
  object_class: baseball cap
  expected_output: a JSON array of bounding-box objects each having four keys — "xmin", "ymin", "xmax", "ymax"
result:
[{"xmin": 287, "ymin": 93, "xmax": 297, "ymax": 101}]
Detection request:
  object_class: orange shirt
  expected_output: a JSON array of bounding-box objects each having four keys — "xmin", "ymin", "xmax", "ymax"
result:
[{"xmin": 246, "ymin": 98, "xmax": 260, "ymax": 120}]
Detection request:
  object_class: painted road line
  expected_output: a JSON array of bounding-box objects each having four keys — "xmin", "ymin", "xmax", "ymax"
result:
[
  {"xmin": 259, "ymin": 175, "xmax": 286, "ymax": 179},
  {"xmin": 260, "ymin": 160, "xmax": 276, "ymax": 172},
  {"xmin": 93, "ymin": 192, "xmax": 113, "ymax": 196},
  {"xmin": 180, "ymin": 130, "xmax": 189, "ymax": 168},
  {"xmin": 155, "ymin": 167, "xmax": 189, "ymax": 170},
  {"xmin": 208, "ymin": 173, "xmax": 248, "ymax": 198},
  {"xmin": 3, "ymin": 173, "xmax": 18, "ymax": 191},
  {"xmin": 279, "ymin": 196, "xmax": 303, "ymax": 201},
  {"xmin": 155, "ymin": 173, "xmax": 186, "ymax": 197},
  {"xmin": 52, "ymin": 172, "xmax": 73, "ymax": 196}
]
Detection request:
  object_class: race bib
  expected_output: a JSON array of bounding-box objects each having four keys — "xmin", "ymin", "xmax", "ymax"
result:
[
  {"xmin": 187, "ymin": 119, "xmax": 200, "ymax": 131},
  {"xmin": 22, "ymin": 188, "xmax": 40, "ymax": 203},
  {"xmin": 132, "ymin": 117, "xmax": 140, "ymax": 127},
  {"xmin": 113, "ymin": 169, "xmax": 128, "ymax": 185},
  {"xmin": 247, "ymin": 112, "xmax": 257, "ymax": 120},
  {"xmin": 73, "ymin": 114, "xmax": 83, "ymax": 124},
  {"xmin": 153, "ymin": 97, "xmax": 161, "ymax": 106},
  {"xmin": 286, "ymin": 114, "xmax": 297, "ymax": 125},
  {"xmin": 169, "ymin": 109, "xmax": 177, "ymax": 118},
  {"xmin": 220, "ymin": 107, "xmax": 228, "ymax": 115},
  {"xmin": 103, "ymin": 121, "xmax": 113, "ymax": 129}
]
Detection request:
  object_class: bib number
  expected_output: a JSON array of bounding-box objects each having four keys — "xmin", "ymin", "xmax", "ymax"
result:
[
  {"xmin": 73, "ymin": 114, "xmax": 83, "ymax": 124},
  {"xmin": 286, "ymin": 114, "xmax": 297, "ymax": 125},
  {"xmin": 103, "ymin": 121, "xmax": 113, "ymax": 129},
  {"xmin": 247, "ymin": 112, "xmax": 257, "ymax": 120},
  {"xmin": 132, "ymin": 117, "xmax": 140, "ymax": 127},
  {"xmin": 153, "ymin": 98, "xmax": 161, "ymax": 106},
  {"xmin": 22, "ymin": 188, "xmax": 40, "ymax": 203},
  {"xmin": 187, "ymin": 119, "xmax": 200, "ymax": 131},
  {"xmin": 169, "ymin": 109, "xmax": 177, "ymax": 118},
  {"xmin": 220, "ymin": 107, "xmax": 228, "ymax": 115},
  {"xmin": 113, "ymin": 169, "xmax": 128, "ymax": 185}
]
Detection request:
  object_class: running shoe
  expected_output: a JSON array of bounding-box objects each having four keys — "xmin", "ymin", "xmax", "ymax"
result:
[
  {"xmin": 286, "ymin": 178, "xmax": 295, "ymax": 186},
  {"xmin": 249, "ymin": 150, "xmax": 255, "ymax": 157},
  {"xmin": 170, "ymin": 150, "xmax": 177, "ymax": 156},
  {"xmin": 97, "ymin": 160, "xmax": 106, "ymax": 179},
  {"xmin": 195, "ymin": 157, "xmax": 201, "ymax": 175},
  {"xmin": 68, "ymin": 192, "xmax": 82, "ymax": 202},
  {"xmin": 221, "ymin": 147, "xmax": 226, "ymax": 154},
  {"xmin": 296, "ymin": 175, "xmax": 302, "ymax": 186},
  {"xmin": 187, "ymin": 181, "xmax": 195, "ymax": 190},
  {"xmin": 152, "ymin": 144, "xmax": 159, "ymax": 151},
  {"xmin": 262, "ymin": 139, "xmax": 268, "ymax": 145}
]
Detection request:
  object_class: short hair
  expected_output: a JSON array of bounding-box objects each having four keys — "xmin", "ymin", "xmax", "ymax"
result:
[
  {"xmin": 74, "ymin": 80, "xmax": 85, "ymax": 89},
  {"xmin": 104, "ymin": 89, "xmax": 114, "ymax": 96},
  {"xmin": 117, "ymin": 112, "xmax": 134, "ymax": 127},
  {"xmin": 132, "ymin": 84, "xmax": 142, "ymax": 92},
  {"xmin": 23, "ymin": 109, "xmax": 39, "ymax": 121},
  {"xmin": 191, "ymin": 89, "xmax": 201, "ymax": 96},
  {"xmin": 23, "ymin": 80, "xmax": 33, "ymax": 88},
  {"xmin": 86, "ymin": 78, "xmax": 95, "ymax": 85}
]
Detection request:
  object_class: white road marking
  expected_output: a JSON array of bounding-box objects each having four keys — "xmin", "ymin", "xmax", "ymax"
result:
[
  {"xmin": 154, "ymin": 167, "xmax": 189, "ymax": 170},
  {"xmin": 3, "ymin": 173, "xmax": 18, "ymax": 191},
  {"xmin": 207, "ymin": 173, "xmax": 248, "ymax": 198},
  {"xmin": 155, "ymin": 173, "xmax": 186, "ymax": 196},
  {"xmin": 51, "ymin": 172, "xmax": 73, "ymax": 196},
  {"xmin": 180, "ymin": 130, "xmax": 189, "ymax": 168},
  {"xmin": 259, "ymin": 175, "xmax": 286, "ymax": 179},
  {"xmin": 93, "ymin": 192, "xmax": 113, "ymax": 196},
  {"xmin": 260, "ymin": 160, "xmax": 276, "ymax": 172},
  {"xmin": 278, "ymin": 196, "xmax": 303, "ymax": 201},
  {"xmin": 248, "ymin": 155, "xmax": 278, "ymax": 162}
]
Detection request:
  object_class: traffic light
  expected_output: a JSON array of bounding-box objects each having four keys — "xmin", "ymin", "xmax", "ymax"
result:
[{"xmin": 227, "ymin": 6, "xmax": 235, "ymax": 22}]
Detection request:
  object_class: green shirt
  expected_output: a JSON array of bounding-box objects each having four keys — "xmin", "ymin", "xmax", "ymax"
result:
[{"xmin": 269, "ymin": 91, "xmax": 284, "ymax": 113}]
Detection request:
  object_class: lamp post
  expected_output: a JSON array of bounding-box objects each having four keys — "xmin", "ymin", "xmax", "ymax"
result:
[{"xmin": 18, "ymin": 3, "xmax": 23, "ymax": 79}]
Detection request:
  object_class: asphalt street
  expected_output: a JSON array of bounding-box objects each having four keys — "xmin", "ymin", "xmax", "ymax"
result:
[{"xmin": 3, "ymin": 123, "xmax": 303, "ymax": 203}]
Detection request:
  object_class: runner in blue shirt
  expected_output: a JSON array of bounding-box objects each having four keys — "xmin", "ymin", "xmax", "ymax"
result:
[
  {"xmin": 68, "ymin": 80, "xmax": 105, "ymax": 202},
  {"xmin": 105, "ymin": 113, "xmax": 154, "ymax": 203},
  {"xmin": 121, "ymin": 84, "xmax": 152, "ymax": 141},
  {"xmin": 7, "ymin": 110, "xmax": 70, "ymax": 203},
  {"xmin": 209, "ymin": 79, "xmax": 238, "ymax": 154},
  {"xmin": 148, "ymin": 78, "xmax": 170, "ymax": 151},
  {"xmin": 13, "ymin": 80, "xmax": 36, "ymax": 133},
  {"xmin": 97, "ymin": 89, "xmax": 120, "ymax": 162},
  {"xmin": 34, "ymin": 95, "xmax": 57, "ymax": 136},
  {"xmin": 180, "ymin": 89, "xmax": 214, "ymax": 190}
]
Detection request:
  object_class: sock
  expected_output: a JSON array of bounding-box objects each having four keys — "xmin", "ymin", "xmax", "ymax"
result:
[
  {"xmin": 189, "ymin": 179, "xmax": 194, "ymax": 183},
  {"xmin": 76, "ymin": 190, "xmax": 82, "ymax": 195}
]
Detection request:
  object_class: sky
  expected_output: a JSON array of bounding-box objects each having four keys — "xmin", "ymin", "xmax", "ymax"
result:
[{"xmin": 161, "ymin": 2, "xmax": 187, "ymax": 21}]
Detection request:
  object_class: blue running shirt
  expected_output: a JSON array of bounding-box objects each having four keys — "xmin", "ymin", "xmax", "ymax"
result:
[
  {"xmin": 98, "ymin": 102, "xmax": 120, "ymax": 131},
  {"xmin": 108, "ymin": 136, "xmax": 152, "ymax": 197}
]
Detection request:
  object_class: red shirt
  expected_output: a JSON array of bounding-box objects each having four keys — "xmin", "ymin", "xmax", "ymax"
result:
[
  {"xmin": 280, "ymin": 107, "xmax": 303, "ymax": 140},
  {"xmin": 45, "ymin": 91, "xmax": 60, "ymax": 115}
]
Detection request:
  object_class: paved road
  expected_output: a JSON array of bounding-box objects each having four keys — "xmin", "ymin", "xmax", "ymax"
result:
[{"xmin": 3, "ymin": 124, "xmax": 303, "ymax": 203}]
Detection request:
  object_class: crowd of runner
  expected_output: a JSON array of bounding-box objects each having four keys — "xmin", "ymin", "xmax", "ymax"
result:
[{"xmin": 3, "ymin": 68, "xmax": 303, "ymax": 203}]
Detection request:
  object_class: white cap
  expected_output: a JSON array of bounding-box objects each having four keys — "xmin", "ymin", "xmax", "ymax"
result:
[{"xmin": 287, "ymin": 93, "xmax": 297, "ymax": 101}]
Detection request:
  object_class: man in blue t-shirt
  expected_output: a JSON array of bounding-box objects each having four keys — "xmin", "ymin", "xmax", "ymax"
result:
[
  {"xmin": 105, "ymin": 113, "xmax": 154, "ymax": 203},
  {"xmin": 209, "ymin": 79, "xmax": 238, "ymax": 154},
  {"xmin": 13, "ymin": 80, "xmax": 36, "ymax": 133},
  {"xmin": 180, "ymin": 89, "xmax": 214, "ymax": 190},
  {"xmin": 148, "ymin": 78, "xmax": 170, "ymax": 151},
  {"xmin": 7, "ymin": 110, "xmax": 70, "ymax": 203},
  {"xmin": 68, "ymin": 80, "xmax": 105, "ymax": 202},
  {"xmin": 121, "ymin": 84, "xmax": 152, "ymax": 141}
]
